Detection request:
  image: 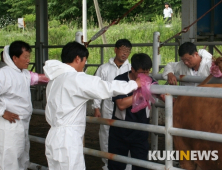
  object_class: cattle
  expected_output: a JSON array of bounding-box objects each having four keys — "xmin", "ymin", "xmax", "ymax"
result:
[{"xmin": 173, "ymin": 58, "xmax": 222, "ymax": 170}]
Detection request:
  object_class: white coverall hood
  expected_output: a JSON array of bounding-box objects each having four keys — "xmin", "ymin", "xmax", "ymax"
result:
[
  {"xmin": 0, "ymin": 45, "xmax": 32, "ymax": 170},
  {"xmin": 3, "ymin": 45, "xmax": 21, "ymax": 72},
  {"xmin": 44, "ymin": 60, "xmax": 76, "ymax": 80}
]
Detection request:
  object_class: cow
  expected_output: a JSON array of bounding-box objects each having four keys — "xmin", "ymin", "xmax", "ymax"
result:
[{"xmin": 173, "ymin": 57, "xmax": 222, "ymax": 170}]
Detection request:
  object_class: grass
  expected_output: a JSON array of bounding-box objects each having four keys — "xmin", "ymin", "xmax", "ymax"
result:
[{"xmin": 0, "ymin": 14, "xmax": 221, "ymax": 85}]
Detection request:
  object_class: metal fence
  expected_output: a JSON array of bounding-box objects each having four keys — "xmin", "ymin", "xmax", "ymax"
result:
[
  {"xmin": 30, "ymin": 83, "xmax": 222, "ymax": 170},
  {"xmin": 27, "ymin": 32, "xmax": 222, "ymax": 169}
]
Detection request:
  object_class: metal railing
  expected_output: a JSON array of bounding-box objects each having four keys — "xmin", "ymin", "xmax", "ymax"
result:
[
  {"xmin": 28, "ymin": 32, "xmax": 222, "ymax": 169},
  {"xmin": 30, "ymin": 83, "xmax": 222, "ymax": 170}
]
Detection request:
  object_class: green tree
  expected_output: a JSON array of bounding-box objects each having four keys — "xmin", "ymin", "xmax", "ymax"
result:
[
  {"xmin": 1, "ymin": 0, "xmax": 181, "ymax": 26},
  {"xmin": 48, "ymin": 0, "xmax": 95, "ymax": 23},
  {"xmin": 0, "ymin": 0, "xmax": 14, "ymax": 28},
  {"xmin": 0, "ymin": 0, "xmax": 11, "ymax": 17},
  {"xmin": 4, "ymin": 0, "xmax": 35, "ymax": 18}
]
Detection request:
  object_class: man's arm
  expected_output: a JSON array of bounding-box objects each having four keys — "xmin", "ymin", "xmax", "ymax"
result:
[
  {"xmin": 162, "ymin": 62, "xmax": 179, "ymax": 85},
  {"xmin": 0, "ymin": 71, "xmax": 20, "ymax": 123},
  {"xmin": 0, "ymin": 71, "xmax": 8, "ymax": 117},
  {"xmin": 115, "ymin": 96, "xmax": 133, "ymax": 111},
  {"xmin": 30, "ymin": 71, "xmax": 49, "ymax": 85},
  {"xmin": 167, "ymin": 72, "xmax": 177, "ymax": 85},
  {"xmin": 94, "ymin": 108, "xmax": 101, "ymax": 117},
  {"xmin": 74, "ymin": 73, "xmax": 140, "ymax": 100}
]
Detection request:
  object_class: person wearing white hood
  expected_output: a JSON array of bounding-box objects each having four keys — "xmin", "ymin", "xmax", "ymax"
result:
[
  {"xmin": 162, "ymin": 42, "xmax": 212, "ymax": 86},
  {"xmin": 0, "ymin": 41, "xmax": 35, "ymax": 170},
  {"xmin": 0, "ymin": 40, "xmax": 49, "ymax": 170},
  {"xmin": 43, "ymin": 41, "xmax": 141, "ymax": 170}
]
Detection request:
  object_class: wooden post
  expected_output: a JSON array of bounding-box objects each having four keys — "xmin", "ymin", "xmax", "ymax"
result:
[{"xmin": 93, "ymin": 0, "xmax": 108, "ymax": 44}]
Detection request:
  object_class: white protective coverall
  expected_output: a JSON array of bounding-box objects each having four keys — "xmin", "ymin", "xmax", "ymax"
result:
[
  {"xmin": 92, "ymin": 57, "xmax": 131, "ymax": 170},
  {"xmin": 43, "ymin": 60, "xmax": 138, "ymax": 170},
  {"xmin": 0, "ymin": 46, "xmax": 32, "ymax": 170},
  {"xmin": 162, "ymin": 49, "xmax": 212, "ymax": 86}
]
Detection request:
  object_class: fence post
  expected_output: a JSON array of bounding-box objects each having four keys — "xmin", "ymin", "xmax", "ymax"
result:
[
  {"xmin": 100, "ymin": 47, "xmax": 104, "ymax": 64},
  {"xmin": 75, "ymin": 31, "xmax": 84, "ymax": 45},
  {"xmin": 165, "ymin": 94, "xmax": 173, "ymax": 170},
  {"xmin": 175, "ymin": 38, "xmax": 178, "ymax": 62},
  {"xmin": 153, "ymin": 32, "xmax": 160, "ymax": 75},
  {"xmin": 151, "ymin": 98, "xmax": 159, "ymax": 151}
]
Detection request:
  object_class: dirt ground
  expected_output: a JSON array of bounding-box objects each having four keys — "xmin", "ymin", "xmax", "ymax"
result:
[{"xmin": 29, "ymin": 114, "xmax": 166, "ymax": 170}]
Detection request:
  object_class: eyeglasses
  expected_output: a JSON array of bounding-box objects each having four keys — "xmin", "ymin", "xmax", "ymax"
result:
[
  {"xmin": 181, "ymin": 55, "xmax": 194, "ymax": 63},
  {"xmin": 117, "ymin": 47, "xmax": 131, "ymax": 54}
]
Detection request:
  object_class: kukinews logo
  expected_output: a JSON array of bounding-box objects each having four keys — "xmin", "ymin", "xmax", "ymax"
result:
[{"xmin": 148, "ymin": 150, "xmax": 218, "ymax": 161}]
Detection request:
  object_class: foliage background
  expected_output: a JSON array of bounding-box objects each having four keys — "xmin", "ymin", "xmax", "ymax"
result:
[
  {"xmin": 0, "ymin": 0, "xmax": 181, "ymax": 25},
  {"xmin": 1, "ymin": 0, "xmax": 221, "ymax": 82}
]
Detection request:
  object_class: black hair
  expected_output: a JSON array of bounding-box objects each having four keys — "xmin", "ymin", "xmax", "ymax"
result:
[
  {"xmin": 61, "ymin": 41, "xmax": 89, "ymax": 63},
  {"xmin": 115, "ymin": 39, "xmax": 132, "ymax": 49},
  {"xmin": 165, "ymin": 2, "xmax": 171, "ymax": 7},
  {"xmin": 178, "ymin": 42, "xmax": 197, "ymax": 57},
  {"xmin": 131, "ymin": 53, "xmax": 152, "ymax": 71},
  {"xmin": 9, "ymin": 40, "xmax": 32, "ymax": 60}
]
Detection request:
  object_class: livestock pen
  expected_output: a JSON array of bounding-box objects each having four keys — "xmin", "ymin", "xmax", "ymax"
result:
[{"xmin": 27, "ymin": 32, "xmax": 222, "ymax": 170}]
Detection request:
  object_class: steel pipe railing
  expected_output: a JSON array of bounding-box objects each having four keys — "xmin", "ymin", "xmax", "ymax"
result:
[
  {"xmin": 29, "ymin": 135, "xmax": 166, "ymax": 169},
  {"xmin": 152, "ymin": 73, "xmax": 207, "ymax": 82},
  {"xmin": 168, "ymin": 127, "xmax": 222, "ymax": 143},
  {"xmin": 29, "ymin": 135, "xmax": 45, "ymax": 144},
  {"xmin": 33, "ymin": 109, "xmax": 45, "ymax": 116},
  {"xmin": 86, "ymin": 116, "xmax": 166, "ymax": 134},
  {"xmin": 84, "ymin": 147, "xmax": 166, "ymax": 170},
  {"xmin": 29, "ymin": 135, "xmax": 183, "ymax": 170},
  {"xmin": 29, "ymin": 31, "xmax": 222, "ymax": 169},
  {"xmin": 32, "ymin": 109, "xmax": 166, "ymax": 134},
  {"xmin": 28, "ymin": 163, "xmax": 48, "ymax": 170},
  {"xmin": 150, "ymin": 84, "xmax": 222, "ymax": 98}
]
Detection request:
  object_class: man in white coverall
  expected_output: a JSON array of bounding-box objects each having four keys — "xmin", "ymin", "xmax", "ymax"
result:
[
  {"xmin": 162, "ymin": 42, "xmax": 212, "ymax": 86},
  {"xmin": 43, "ymin": 41, "xmax": 141, "ymax": 170},
  {"xmin": 0, "ymin": 41, "xmax": 33, "ymax": 170},
  {"xmin": 92, "ymin": 39, "xmax": 132, "ymax": 170}
]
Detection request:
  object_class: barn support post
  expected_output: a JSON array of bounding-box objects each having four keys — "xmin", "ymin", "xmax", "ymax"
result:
[
  {"xmin": 35, "ymin": 0, "xmax": 48, "ymax": 73},
  {"xmin": 165, "ymin": 94, "xmax": 173, "ymax": 170},
  {"xmin": 35, "ymin": 0, "xmax": 48, "ymax": 103}
]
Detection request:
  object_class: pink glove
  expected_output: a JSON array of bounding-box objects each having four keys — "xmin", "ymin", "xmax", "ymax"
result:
[
  {"xmin": 30, "ymin": 71, "xmax": 49, "ymax": 85},
  {"xmin": 210, "ymin": 61, "xmax": 222, "ymax": 78},
  {"xmin": 131, "ymin": 73, "xmax": 156, "ymax": 113}
]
